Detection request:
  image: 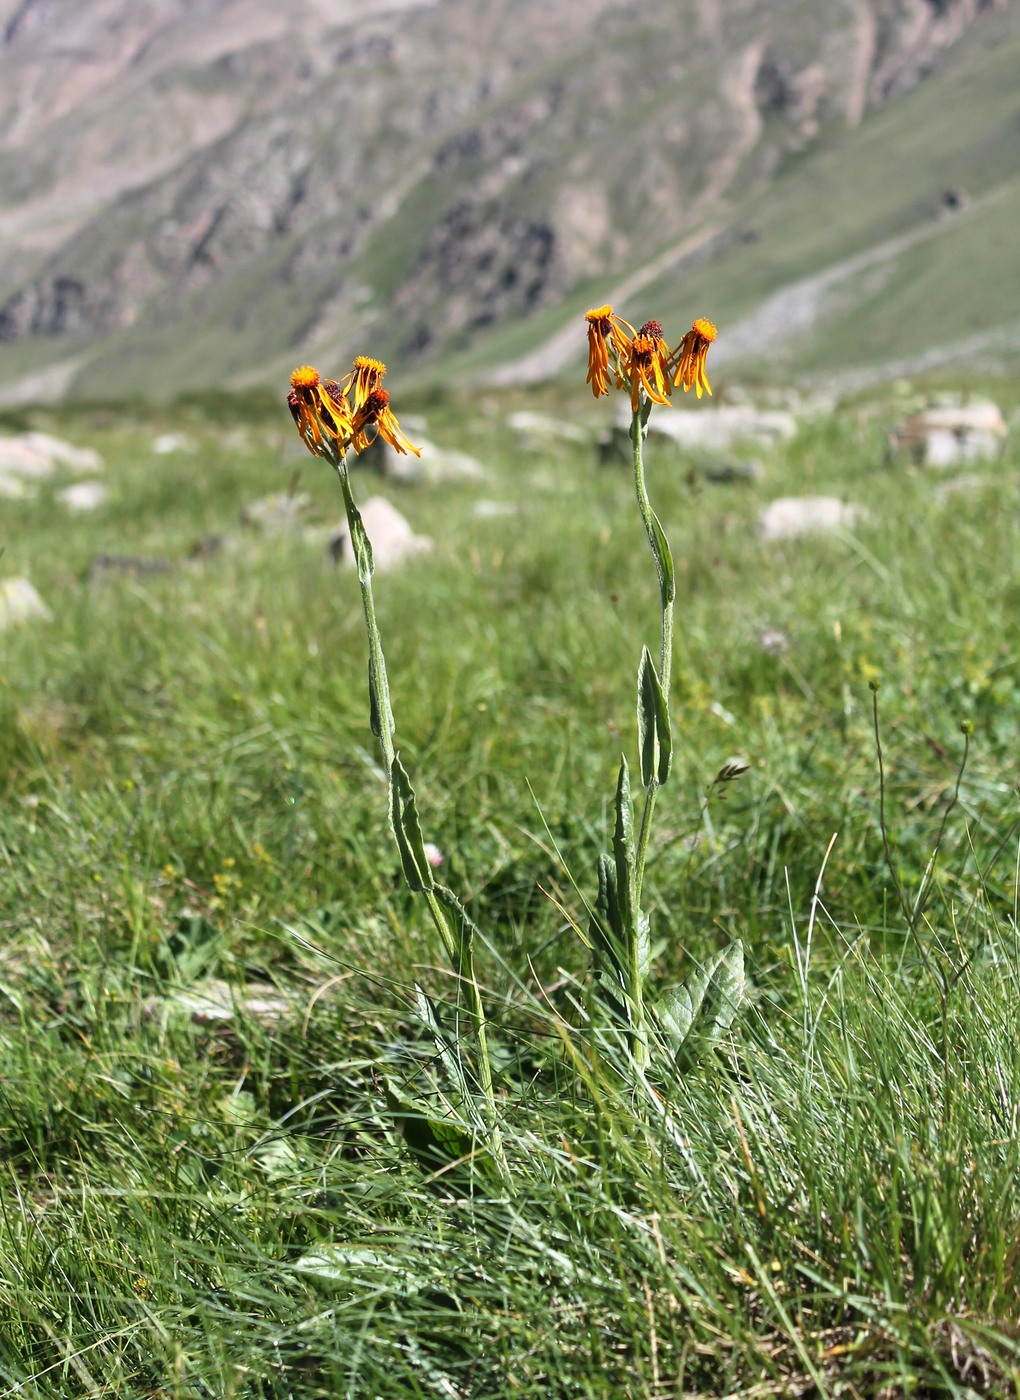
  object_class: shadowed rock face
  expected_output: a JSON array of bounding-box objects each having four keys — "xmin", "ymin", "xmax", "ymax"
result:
[{"xmin": 0, "ymin": 0, "xmax": 1010, "ymax": 396}]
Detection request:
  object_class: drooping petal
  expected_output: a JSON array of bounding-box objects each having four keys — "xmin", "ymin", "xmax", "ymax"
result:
[{"xmin": 670, "ymin": 318, "xmax": 717, "ymax": 399}]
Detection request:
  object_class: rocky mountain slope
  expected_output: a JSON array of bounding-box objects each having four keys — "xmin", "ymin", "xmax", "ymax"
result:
[{"xmin": 0, "ymin": 0, "xmax": 1015, "ymax": 401}]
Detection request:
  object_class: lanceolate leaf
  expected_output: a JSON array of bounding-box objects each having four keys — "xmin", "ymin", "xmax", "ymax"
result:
[
  {"xmin": 612, "ymin": 756, "xmax": 636, "ymax": 945},
  {"xmin": 389, "ymin": 754, "xmax": 435, "ymax": 893},
  {"xmin": 432, "ymin": 883, "xmax": 478, "ymax": 981},
  {"xmin": 657, "ymin": 941, "xmax": 745, "ymax": 1064},
  {"xmin": 589, "ymin": 853, "xmax": 627, "ymax": 1021},
  {"xmin": 637, "ymin": 647, "xmax": 672, "ymax": 788},
  {"xmin": 646, "ymin": 506, "xmax": 676, "ymax": 609}
]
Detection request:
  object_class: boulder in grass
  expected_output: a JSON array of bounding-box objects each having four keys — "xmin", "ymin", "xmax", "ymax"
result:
[
  {"xmin": 0, "ymin": 577, "xmax": 53, "ymax": 629},
  {"xmin": 57, "ymin": 481, "xmax": 109, "ymax": 512},
  {"xmin": 328, "ymin": 496, "xmax": 431, "ymax": 570},
  {"xmin": 600, "ymin": 402, "xmax": 796, "ymax": 466},
  {"xmin": 242, "ymin": 491, "xmax": 312, "ymax": 534},
  {"xmin": 759, "ymin": 495, "xmax": 866, "ymax": 543},
  {"xmin": 0, "ymin": 437, "xmax": 56, "ymax": 479},
  {"xmin": 508, "ymin": 411, "xmax": 588, "ymax": 449},
  {"xmin": 19, "ymin": 431, "xmax": 102, "ymax": 473},
  {"xmin": 358, "ymin": 432, "xmax": 486, "ymax": 485},
  {"xmin": 0, "ymin": 432, "xmax": 102, "ymax": 477},
  {"xmin": 890, "ymin": 398, "xmax": 1007, "ymax": 470}
]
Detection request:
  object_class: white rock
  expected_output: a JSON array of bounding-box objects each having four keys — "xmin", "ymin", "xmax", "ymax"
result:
[
  {"xmin": 615, "ymin": 402, "xmax": 797, "ymax": 453},
  {"xmin": 0, "ymin": 577, "xmax": 53, "ymax": 629},
  {"xmin": 471, "ymin": 499, "xmax": 517, "ymax": 519},
  {"xmin": 0, "ymin": 437, "xmax": 56, "ymax": 479},
  {"xmin": 507, "ymin": 410, "xmax": 588, "ymax": 446},
  {"xmin": 759, "ymin": 496, "xmax": 866, "ymax": 542},
  {"xmin": 19, "ymin": 431, "xmax": 103, "ymax": 473},
  {"xmin": 920, "ymin": 400, "xmax": 1007, "ymax": 436},
  {"xmin": 153, "ymin": 432, "xmax": 195, "ymax": 454},
  {"xmin": 891, "ymin": 398, "xmax": 1007, "ymax": 469},
  {"xmin": 57, "ymin": 480, "xmax": 109, "ymax": 512},
  {"xmin": 925, "ymin": 427, "xmax": 1004, "ymax": 469},
  {"xmin": 361, "ymin": 434, "xmax": 486, "ymax": 484},
  {"xmin": 242, "ymin": 491, "xmax": 312, "ymax": 533},
  {"xmin": 329, "ymin": 497, "xmax": 431, "ymax": 570}
]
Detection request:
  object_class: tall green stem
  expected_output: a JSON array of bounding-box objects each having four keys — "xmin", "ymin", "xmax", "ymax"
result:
[
  {"xmin": 328, "ymin": 444, "xmax": 507, "ymax": 1179},
  {"xmin": 630, "ymin": 404, "xmax": 674, "ymax": 910}
]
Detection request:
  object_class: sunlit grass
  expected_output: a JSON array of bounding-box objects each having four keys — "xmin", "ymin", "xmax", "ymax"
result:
[{"xmin": 1, "ymin": 382, "xmax": 1019, "ymax": 1394}]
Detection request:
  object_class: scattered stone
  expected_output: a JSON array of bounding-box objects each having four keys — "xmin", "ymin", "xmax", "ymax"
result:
[
  {"xmin": 0, "ymin": 431, "xmax": 103, "ymax": 478},
  {"xmin": 0, "ymin": 436, "xmax": 57, "ymax": 479},
  {"xmin": 19, "ymin": 431, "xmax": 103, "ymax": 473},
  {"xmin": 759, "ymin": 495, "xmax": 866, "ymax": 542},
  {"xmin": 890, "ymin": 398, "xmax": 1007, "ymax": 469},
  {"xmin": 471, "ymin": 499, "xmax": 517, "ymax": 519},
  {"xmin": 153, "ymin": 432, "xmax": 195, "ymax": 454},
  {"xmin": 507, "ymin": 410, "xmax": 588, "ymax": 447},
  {"xmin": 89, "ymin": 553, "xmax": 175, "ymax": 583},
  {"xmin": 242, "ymin": 491, "xmax": 312, "ymax": 534},
  {"xmin": 56, "ymin": 480, "xmax": 108, "ymax": 512},
  {"xmin": 153, "ymin": 979, "xmax": 294, "ymax": 1027},
  {"xmin": 359, "ymin": 433, "xmax": 486, "ymax": 484},
  {"xmin": 600, "ymin": 403, "xmax": 796, "ymax": 466},
  {"xmin": 698, "ymin": 458, "xmax": 765, "ymax": 484},
  {"xmin": 0, "ymin": 577, "xmax": 53, "ymax": 629},
  {"xmin": 328, "ymin": 496, "xmax": 431, "ymax": 570},
  {"xmin": 758, "ymin": 627, "xmax": 790, "ymax": 655}
]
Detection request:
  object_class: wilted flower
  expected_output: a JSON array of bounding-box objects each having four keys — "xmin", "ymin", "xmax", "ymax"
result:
[
  {"xmin": 342, "ymin": 356, "xmax": 387, "ymax": 412},
  {"xmin": 288, "ymin": 365, "xmax": 350, "ymax": 457},
  {"xmin": 670, "ymin": 318, "xmax": 717, "ymax": 399},
  {"xmin": 626, "ymin": 320, "xmax": 672, "ymax": 410},
  {"xmin": 350, "ymin": 389, "xmax": 421, "ymax": 457},
  {"xmin": 584, "ymin": 305, "xmax": 632, "ymax": 398}
]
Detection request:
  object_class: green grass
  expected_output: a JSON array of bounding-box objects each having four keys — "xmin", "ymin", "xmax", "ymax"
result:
[{"xmin": 1, "ymin": 380, "xmax": 1020, "ymax": 1395}]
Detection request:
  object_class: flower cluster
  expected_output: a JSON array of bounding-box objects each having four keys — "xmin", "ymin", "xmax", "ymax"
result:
[
  {"xmin": 584, "ymin": 307, "xmax": 717, "ymax": 403},
  {"xmin": 288, "ymin": 357, "xmax": 421, "ymax": 459}
]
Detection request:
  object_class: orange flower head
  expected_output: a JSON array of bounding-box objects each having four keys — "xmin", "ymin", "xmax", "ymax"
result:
[
  {"xmin": 670, "ymin": 318, "xmax": 717, "ymax": 399},
  {"xmin": 290, "ymin": 365, "xmax": 321, "ymax": 391},
  {"xmin": 350, "ymin": 388, "xmax": 421, "ymax": 458},
  {"xmin": 288, "ymin": 364, "xmax": 352, "ymax": 457},
  {"xmin": 584, "ymin": 304, "xmax": 633, "ymax": 398},
  {"xmin": 626, "ymin": 320, "xmax": 672, "ymax": 409},
  {"xmin": 288, "ymin": 364, "xmax": 330, "ymax": 456},
  {"xmin": 343, "ymin": 355, "xmax": 387, "ymax": 411}
]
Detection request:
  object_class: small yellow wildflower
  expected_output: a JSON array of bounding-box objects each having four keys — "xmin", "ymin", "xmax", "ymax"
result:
[
  {"xmin": 584, "ymin": 305, "xmax": 632, "ymax": 398},
  {"xmin": 626, "ymin": 320, "xmax": 672, "ymax": 410},
  {"xmin": 350, "ymin": 389, "xmax": 421, "ymax": 457},
  {"xmin": 670, "ymin": 318, "xmax": 717, "ymax": 399}
]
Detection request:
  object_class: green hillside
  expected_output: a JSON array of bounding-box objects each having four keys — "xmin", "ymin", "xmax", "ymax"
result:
[{"xmin": 464, "ymin": 6, "xmax": 1020, "ymax": 388}]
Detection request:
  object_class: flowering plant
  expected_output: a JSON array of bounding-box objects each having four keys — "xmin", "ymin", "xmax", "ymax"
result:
[{"xmin": 286, "ymin": 311, "xmax": 743, "ymax": 1181}]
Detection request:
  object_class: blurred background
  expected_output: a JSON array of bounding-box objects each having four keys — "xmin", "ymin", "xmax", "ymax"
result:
[{"xmin": 1, "ymin": 0, "xmax": 1018, "ymax": 405}]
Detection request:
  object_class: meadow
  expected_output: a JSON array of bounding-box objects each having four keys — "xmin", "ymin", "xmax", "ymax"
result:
[{"xmin": 1, "ymin": 372, "xmax": 1019, "ymax": 1397}]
